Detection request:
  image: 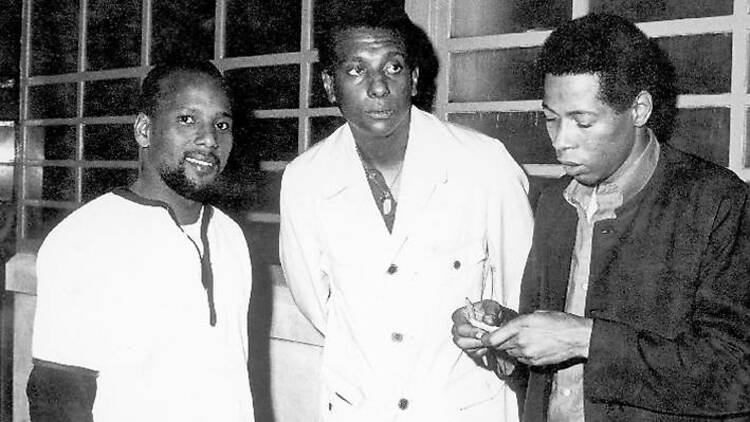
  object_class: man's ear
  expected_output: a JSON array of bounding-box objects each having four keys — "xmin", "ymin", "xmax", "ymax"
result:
[
  {"xmin": 134, "ymin": 112, "xmax": 151, "ymax": 148},
  {"xmin": 631, "ymin": 90, "xmax": 653, "ymax": 127},
  {"xmin": 322, "ymin": 71, "xmax": 336, "ymax": 104},
  {"xmin": 410, "ymin": 67, "xmax": 419, "ymax": 97}
]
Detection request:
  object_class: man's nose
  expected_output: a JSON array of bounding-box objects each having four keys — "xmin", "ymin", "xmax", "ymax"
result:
[
  {"xmin": 195, "ymin": 126, "xmax": 218, "ymax": 148},
  {"xmin": 367, "ymin": 73, "xmax": 390, "ymax": 98},
  {"xmin": 550, "ymin": 123, "xmax": 574, "ymax": 152}
]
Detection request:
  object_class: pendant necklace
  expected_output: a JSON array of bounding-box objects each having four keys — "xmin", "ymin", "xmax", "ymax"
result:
[
  {"xmin": 380, "ymin": 165, "xmax": 403, "ymax": 216},
  {"xmin": 356, "ymin": 144, "xmax": 404, "ymax": 218}
]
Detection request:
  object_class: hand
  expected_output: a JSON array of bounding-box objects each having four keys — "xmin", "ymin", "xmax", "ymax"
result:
[
  {"xmin": 451, "ymin": 300, "xmax": 516, "ymax": 365},
  {"xmin": 481, "ymin": 311, "xmax": 593, "ymax": 367}
]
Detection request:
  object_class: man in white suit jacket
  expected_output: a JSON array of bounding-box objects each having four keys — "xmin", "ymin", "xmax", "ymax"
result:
[{"xmin": 279, "ymin": 9, "xmax": 533, "ymax": 422}]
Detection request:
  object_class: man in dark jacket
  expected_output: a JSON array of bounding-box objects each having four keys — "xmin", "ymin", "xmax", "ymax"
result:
[{"xmin": 452, "ymin": 13, "xmax": 750, "ymax": 421}]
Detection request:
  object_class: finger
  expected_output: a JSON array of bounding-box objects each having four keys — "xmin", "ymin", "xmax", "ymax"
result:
[
  {"xmin": 481, "ymin": 322, "xmax": 519, "ymax": 348},
  {"xmin": 452, "ymin": 335, "xmax": 484, "ymax": 351},
  {"xmin": 503, "ymin": 347, "xmax": 533, "ymax": 366},
  {"xmin": 515, "ymin": 356, "xmax": 533, "ymax": 366},
  {"xmin": 453, "ymin": 322, "xmax": 483, "ymax": 339},
  {"xmin": 466, "ymin": 347, "xmax": 488, "ymax": 359},
  {"xmin": 452, "ymin": 307, "xmax": 472, "ymax": 323},
  {"xmin": 502, "ymin": 346, "xmax": 524, "ymax": 359}
]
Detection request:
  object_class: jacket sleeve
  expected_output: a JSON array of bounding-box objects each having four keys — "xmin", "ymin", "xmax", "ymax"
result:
[
  {"xmin": 483, "ymin": 141, "xmax": 534, "ymax": 312},
  {"xmin": 279, "ymin": 163, "xmax": 330, "ymax": 335},
  {"xmin": 27, "ymin": 360, "xmax": 97, "ymax": 422},
  {"xmin": 584, "ymin": 188, "xmax": 750, "ymax": 417}
]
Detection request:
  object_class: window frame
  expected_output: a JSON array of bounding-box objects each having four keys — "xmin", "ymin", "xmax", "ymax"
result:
[
  {"xmin": 407, "ymin": 0, "xmax": 750, "ymax": 179},
  {"xmin": 18, "ymin": 0, "xmax": 750, "ymax": 244},
  {"xmin": 16, "ymin": 0, "xmax": 343, "ymax": 244}
]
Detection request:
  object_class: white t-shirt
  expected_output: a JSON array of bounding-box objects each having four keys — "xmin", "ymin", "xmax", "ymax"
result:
[{"xmin": 32, "ymin": 190, "xmax": 255, "ymax": 422}]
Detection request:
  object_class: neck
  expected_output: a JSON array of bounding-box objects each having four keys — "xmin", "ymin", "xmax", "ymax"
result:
[
  {"xmin": 130, "ymin": 178, "xmax": 203, "ymax": 225},
  {"xmin": 602, "ymin": 127, "xmax": 650, "ymax": 186},
  {"xmin": 354, "ymin": 126, "xmax": 410, "ymax": 171}
]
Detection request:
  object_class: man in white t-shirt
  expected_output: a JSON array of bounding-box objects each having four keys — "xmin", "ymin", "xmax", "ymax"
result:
[{"xmin": 27, "ymin": 61, "xmax": 255, "ymax": 422}]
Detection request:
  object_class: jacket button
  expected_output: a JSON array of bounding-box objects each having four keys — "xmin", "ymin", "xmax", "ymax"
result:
[
  {"xmin": 398, "ymin": 398, "xmax": 409, "ymax": 410},
  {"xmin": 391, "ymin": 332, "xmax": 403, "ymax": 342},
  {"xmin": 453, "ymin": 260, "xmax": 461, "ymax": 269},
  {"xmin": 387, "ymin": 264, "xmax": 398, "ymax": 274}
]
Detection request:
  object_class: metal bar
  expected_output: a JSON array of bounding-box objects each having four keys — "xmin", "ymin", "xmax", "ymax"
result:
[
  {"xmin": 433, "ymin": 0, "xmax": 451, "ymax": 119},
  {"xmin": 676, "ymin": 94, "xmax": 734, "ymax": 108},
  {"xmin": 447, "ymin": 30, "xmax": 551, "ymax": 53},
  {"xmin": 731, "ymin": 0, "xmax": 748, "ymax": 168},
  {"xmin": 24, "ymin": 115, "xmax": 137, "ymax": 126},
  {"xmin": 571, "ymin": 0, "xmax": 589, "ymax": 19},
  {"xmin": 638, "ymin": 16, "xmax": 737, "ymax": 38},
  {"xmin": 446, "ymin": 100, "xmax": 542, "ymax": 113},
  {"xmin": 17, "ymin": 0, "xmax": 33, "ymax": 240},
  {"xmin": 246, "ymin": 212, "xmax": 281, "ymax": 224},
  {"xmin": 736, "ymin": 167, "xmax": 750, "ymax": 181},
  {"xmin": 443, "ymin": 16, "xmax": 741, "ymax": 55},
  {"xmin": 444, "ymin": 94, "xmax": 740, "ymax": 113},
  {"xmin": 142, "ymin": 0, "xmax": 152, "ymax": 67},
  {"xmin": 22, "ymin": 199, "xmax": 80, "ymax": 209},
  {"xmin": 22, "ymin": 160, "xmax": 139, "ymax": 168},
  {"xmin": 213, "ymin": 52, "xmax": 304, "ymax": 71},
  {"xmin": 253, "ymin": 107, "xmax": 340, "ymax": 119},
  {"xmin": 77, "ymin": 0, "xmax": 88, "ymax": 204},
  {"xmin": 298, "ymin": 0, "xmax": 313, "ymax": 153},
  {"xmin": 259, "ymin": 160, "xmax": 288, "ymax": 172},
  {"xmin": 26, "ymin": 66, "xmax": 147, "ymax": 85},
  {"xmin": 214, "ymin": 0, "xmax": 226, "ymax": 60}
]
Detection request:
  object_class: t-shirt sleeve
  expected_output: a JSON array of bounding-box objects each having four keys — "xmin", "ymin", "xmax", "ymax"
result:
[{"xmin": 32, "ymin": 222, "xmax": 109, "ymax": 372}]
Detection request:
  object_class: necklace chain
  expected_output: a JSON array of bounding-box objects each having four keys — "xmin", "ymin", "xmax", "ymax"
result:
[{"xmin": 356, "ymin": 143, "xmax": 405, "ymax": 190}]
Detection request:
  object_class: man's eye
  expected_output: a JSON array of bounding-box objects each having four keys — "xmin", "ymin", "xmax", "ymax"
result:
[
  {"xmin": 178, "ymin": 115, "xmax": 196, "ymax": 124},
  {"xmin": 215, "ymin": 121, "xmax": 231, "ymax": 131},
  {"xmin": 385, "ymin": 63, "xmax": 403, "ymax": 75},
  {"xmin": 346, "ymin": 66, "xmax": 365, "ymax": 77},
  {"xmin": 577, "ymin": 121, "xmax": 593, "ymax": 129},
  {"xmin": 544, "ymin": 115, "xmax": 557, "ymax": 123}
]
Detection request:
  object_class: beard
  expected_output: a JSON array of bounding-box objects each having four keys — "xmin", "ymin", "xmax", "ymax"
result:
[{"xmin": 159, "ymin": 159, "xmax": 220, "ymax": 203}]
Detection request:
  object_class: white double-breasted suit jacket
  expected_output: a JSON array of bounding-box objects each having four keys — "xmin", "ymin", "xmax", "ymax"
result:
[{"xmin": 280, "ymin": 106, "xmax": 534, "ymax": 422}]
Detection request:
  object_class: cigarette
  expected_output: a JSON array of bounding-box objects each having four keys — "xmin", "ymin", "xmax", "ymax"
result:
[
  {"xmin": 468, "ymin": 318, "xmax": 500, "ymax": 333},
  {"xmin": 464, "ymin": 297, "xmax": 475, "ymax": 319}
]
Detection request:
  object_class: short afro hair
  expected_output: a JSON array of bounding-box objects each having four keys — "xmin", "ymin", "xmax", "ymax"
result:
[
  {"xmin": 538, "ymin": 14, "xmax": 677, "ymax": 141},
  {"xmin": 138, "ymin": 61, "xmax": 231, "ymax": 117},
  {"xmin": 316, "ymin": 6, "xmax": 438, "ymax": 111}
]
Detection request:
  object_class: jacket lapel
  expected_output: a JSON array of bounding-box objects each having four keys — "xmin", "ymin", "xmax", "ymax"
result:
[
  {"xmin": 544, "ymin": 192, "xmax": 577, "ymax": 311},
  {"xmin": 319, "ymin": 125, "xmax": 394, "ymax": 255},
  {"xmin": 318, "ymin": 108, "xmax": 451, "ymax": 265},
  {"xmin": 388, "ymin": 108, "xmax": 449, "ymax": 256}
]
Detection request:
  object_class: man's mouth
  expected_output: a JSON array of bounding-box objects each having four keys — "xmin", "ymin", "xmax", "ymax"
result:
[
  {"xmin": 366, "ymin": 109, "xmax": 395, "ymax": 119},
  {"xmin": 558, "ymin": 160, "xmax": 585, "ymax": 176},
  {"xmin": 184, "ymin": 153, "xmax": 219, "ymax": 170}
]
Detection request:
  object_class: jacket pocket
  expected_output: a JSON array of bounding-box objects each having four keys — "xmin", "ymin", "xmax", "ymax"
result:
[
  {"xmin": 431, "ymin": 240, "xmax": 489, "ymax": 309},
  {"xmin": 323, "ymin": 369, "xmax": 365, "ymax": 418},
  {"xmin": 437, "ymin": 239, "xmax": 487, "ymax": 280}
]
